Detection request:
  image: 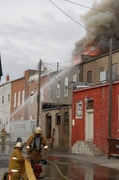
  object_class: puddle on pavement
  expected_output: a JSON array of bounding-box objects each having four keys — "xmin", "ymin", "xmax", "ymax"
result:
[
  {"xmin": 44, "ymin": 156, "xmax": 119, "ymax": 180},
  {"xmin": 1, "ymin": 145, "xmax": 119, "ymax": 180}
]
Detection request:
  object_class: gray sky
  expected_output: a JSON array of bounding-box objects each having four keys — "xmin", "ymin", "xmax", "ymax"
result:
[{"xmin": 0, "ymin": 0, "xmax": 100, "ymax": 84}]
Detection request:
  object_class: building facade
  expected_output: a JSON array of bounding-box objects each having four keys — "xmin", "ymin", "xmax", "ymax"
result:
[
  {"xmin": 79, "ymin": 49, "xmax": 119, "ymax": 84},
  {"xmin": 72, "ymin": 80, "xmax": 119, "ymax": 154},
  {"xmin": 0, "ymin": 81, "xmax": 11, "ymax": 133}
]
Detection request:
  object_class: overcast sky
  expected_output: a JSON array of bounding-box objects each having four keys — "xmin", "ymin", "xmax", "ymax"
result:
[{"xmin": 0, "ymin": 0, "xmax": 101, "ymax": 84}]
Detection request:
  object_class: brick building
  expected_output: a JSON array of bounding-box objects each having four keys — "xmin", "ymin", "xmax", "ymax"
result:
[{"xmin": 72, "ymin": 80, "xmax": 119, "ymax": 154}]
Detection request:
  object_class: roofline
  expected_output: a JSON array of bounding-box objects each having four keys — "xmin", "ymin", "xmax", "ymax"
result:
[
  {"xmin": 80, "ymin": 48, "xmax": 119, "ymax": 65},
  {"xmin": 73, "ymin": 79, "xmax": 119, "ymax": 92}
]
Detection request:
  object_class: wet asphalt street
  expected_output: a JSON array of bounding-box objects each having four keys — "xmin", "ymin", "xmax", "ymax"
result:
[{"xmin": 1, "ymin": 143, "xmax": 119, "ymax": 180}]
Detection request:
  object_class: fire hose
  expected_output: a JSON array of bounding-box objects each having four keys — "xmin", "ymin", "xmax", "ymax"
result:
[
  {"xmin": 24, "ymin": 152, "xmax": 70, "ymax": 180},
  {"xmin": 22, "ymin": 150, "xmax": 70, "ymax": 180},
  {"xmin": 47, "ymin": 159, "xmax": 70, "ymax": 180}
]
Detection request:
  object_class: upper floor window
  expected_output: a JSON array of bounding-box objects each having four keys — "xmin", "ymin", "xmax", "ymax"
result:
[
  {"xmin": 2, "ymin": 96, "xmax": 4, "ymax": 104},
  {"xmin": 99, "ymin": 67, "xmax": 104, "ymax": 81},
  {"xmin": 99, "ymin": 67, "xmax": 104, "ymax": 72},
  {"xmin": 76, "ymin": 100, "xmax": 83, "ymax": 118},
  {"xmin": 22, "ymin": 90, "xmax": 25, "ymax": 104},
  {"xmin": 18, "ymin": 91, "xmax": 20, "ymax": 107},
  {"xmin": 87, "ymin": 71, "xmax": 92, "ymax": 83},
  {"xmin": 64, "ymin": 77, "xmax": 68, "ymax": 97},
  {"xmin": 112, "ymin": 63, "xmax": 118, "ymax": 74},
  {"xmin": 49, "ymin": 86, "xmax": 52, "ymax": 102},
  {"xmin": 112, "ymin": 63, "xmax": 118, "ymax": 79},
  {"xmin": 13, "ymin": 92, "xmax": 16, "ymax": 107},
  {"xmin": 8, "ymin": 94, "xmax": 10, "ymax": 102},
  {"xmin": 56, "ymin": 80, "xmax": 60, "ymax": 98},
  {"xmin": 87, "ymin": 100, "xmax": 94, "ymax": 110},
  {"xmin": 73, "ymin": 74, "xmax": 77, "ymax": 82}
]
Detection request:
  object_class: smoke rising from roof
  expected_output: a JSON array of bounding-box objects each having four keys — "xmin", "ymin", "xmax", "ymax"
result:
[{"xmin": 72, "ymin": 0, "xmax": 119, "ymax": 60}]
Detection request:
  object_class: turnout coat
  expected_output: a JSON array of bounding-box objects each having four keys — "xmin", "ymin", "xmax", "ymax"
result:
[{"xmin": 26, "ymin": 133, "xmax": 48, "ymax": 164}]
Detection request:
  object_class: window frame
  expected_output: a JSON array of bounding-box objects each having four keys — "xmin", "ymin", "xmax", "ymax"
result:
[
  {"xmin": 87, "ymin": 71, "xmax": 92, "ymax": 83},
  {"xmin": 76, "ymin": 100, "xmax": 83, "ymax": 118}
]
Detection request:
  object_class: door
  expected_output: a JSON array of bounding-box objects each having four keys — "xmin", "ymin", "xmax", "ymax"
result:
[
  {"xmin": 85, "ymin": 110, "xmax": 94, "ymax": 140},
  {"xmin": 46, "ymin": 114, "xmax": 52, "ymax": 138}
]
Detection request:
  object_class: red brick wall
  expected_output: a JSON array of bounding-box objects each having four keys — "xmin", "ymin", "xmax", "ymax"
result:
[
  {"xmin": 10, "ymin": 70, "xmax": 55, "ymax": 121},
  {"xmin": 72, "ymin": 82, "xmax": 119, "ymax": 154}
]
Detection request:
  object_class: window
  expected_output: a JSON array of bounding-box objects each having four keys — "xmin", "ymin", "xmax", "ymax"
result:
[
  {"xmin": 49, "ymin": 86, "xmax": 52, "ymax": 102},
  {"xmin": 64, "ymin": 112, "xmax": 69, "ymax": 123},
  {"xmin": 64, "ymin": 77, "xmax": 68, "ymax": 97},
  {"xmin": 14, "ymin": 93, "xmax": 16, "ymax": 107},
  {"xmin": 56, "ymin": 113, "xmax": 60, "ymax": 125},
  {"xmin": 87, "ymin": 100, "xmax": 94, "ymax": 110},
  {"xmin": 76, "ymin": 100, "xmax": 83, "ymax": 118},
  {"xmin": 2, "ymin": 96, "xmax": 4, "ymax": 103},
  {"xmin": 22, "ymin": 90, "xmax": 25, "ymax": 104},
  {"xmin": 112, "ymin": 63, "xmax": 118, "ymax": 79},
  {"xmin": 87, "ymin": 71, "xmax": 92, "ymax": 83},
  {"xmin": 8, "ymin": 94, "xmax": 10, "ymax": 102},
  {"xmin": 73, "ymin": 74, "xmax": 77, "ymax": 82},
  {"xmin": 99, "ymin": 67, "xmax": 104, "ymax": 72},
  {"xmin": 99, "ymin": 67, "xmax": 104, "ymax": 78},
  {"xmin": 56, "ymin": 80, "xmax": 60, "ymax": 98},
  {"xmin": 112, "ymin": 63, "xmax": 118, "ymax": 74},
  {"xmin": 18, "ymin": 91, "xmax": 20, "ymax": 107},
  {"xmin": 99, "ymin": 67, "xmax": 104, "ymax": 81}
]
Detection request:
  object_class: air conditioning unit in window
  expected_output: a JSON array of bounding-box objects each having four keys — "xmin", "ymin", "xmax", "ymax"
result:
[{"xmin": 100, "ymin": 71, "xmax": 109, "ymax": 83}]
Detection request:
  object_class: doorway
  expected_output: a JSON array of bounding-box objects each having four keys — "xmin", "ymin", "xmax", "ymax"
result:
[
  {"xmin": 46, "ymin": 113, "xmax": 52, "ymax": 138},
  {"xmin": 85, "ymin": 99, "xmax": 94, "ymax": 141},
  {"xmin": 85, "ymin": 110, "xmax": 94, "ymax": 140}
]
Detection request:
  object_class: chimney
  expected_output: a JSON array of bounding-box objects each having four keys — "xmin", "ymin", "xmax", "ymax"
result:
[{"xmin": 6, "ymin": 74, "xmax": 10, "ymax": 82}]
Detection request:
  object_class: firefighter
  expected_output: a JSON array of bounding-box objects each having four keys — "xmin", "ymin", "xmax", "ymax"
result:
[
  {"xmin": 1, "ymin": 128, "xmax": 7, "ymax": 144},
  {"xmin": 26, "ymin": 126, "xmax": 48, "ymax": 165},
  {"xmin": 9, "ymin": 142, "xmax": 28, "ymax": 180}
]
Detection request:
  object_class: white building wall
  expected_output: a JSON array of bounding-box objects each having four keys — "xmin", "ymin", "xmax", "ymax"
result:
[{"xmin": 0, "ymin": 82, "xmax": 11, "ymax": 133}]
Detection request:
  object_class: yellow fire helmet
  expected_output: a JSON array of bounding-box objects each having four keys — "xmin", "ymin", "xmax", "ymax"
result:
[
  {"xmin": 35, "ymin": 127, "xmax": 42, "ymax": 134},
  {"xmin": 15, "ymin": 142, "xmax": 23, "ymax": 148}
]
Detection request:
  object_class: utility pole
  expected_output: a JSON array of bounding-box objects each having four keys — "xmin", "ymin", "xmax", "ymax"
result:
[
  {"xmin": 37, "ymin": 59, "xmax": 42, "ymax": 127},
  {"xmin": 108, "ymin": 39, "xmax": 112, "ymax": 138}
]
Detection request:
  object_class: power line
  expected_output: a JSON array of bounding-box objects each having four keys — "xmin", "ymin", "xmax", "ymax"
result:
[
  {"xmin": 64, "ymin": 0, "xmax": 115, "ymax": 17},
  {"xmin": 49, "ymin": 0, "xmax": 108, "ymax": 43},
  {"xmin": 44, "ymin": 60, "xmax": 71, "ymax": 64}
]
